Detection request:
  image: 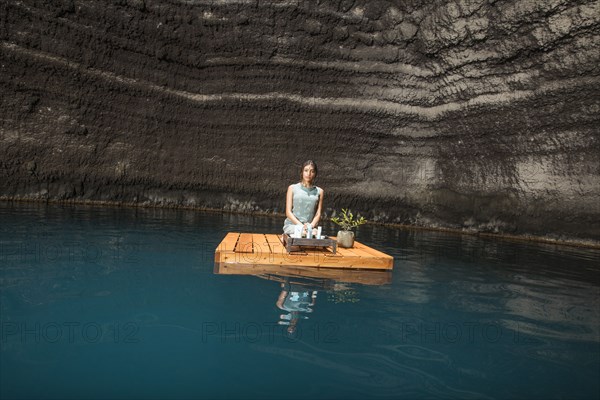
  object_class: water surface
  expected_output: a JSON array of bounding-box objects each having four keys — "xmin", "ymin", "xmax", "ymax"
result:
[{"xmin": 1, "ymin": 202, "xmax": 599, "ymax": 399}]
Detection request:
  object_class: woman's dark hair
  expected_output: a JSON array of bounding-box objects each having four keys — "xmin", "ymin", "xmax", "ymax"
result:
[{"xmin": 300, "ymin": 160, "xmax": 318, "ymax": 179}]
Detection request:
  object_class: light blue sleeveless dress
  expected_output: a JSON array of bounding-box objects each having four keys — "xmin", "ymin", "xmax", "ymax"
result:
[{"xmin": 283, "ymin": 183, "xmax": 322, "ymax": 235}]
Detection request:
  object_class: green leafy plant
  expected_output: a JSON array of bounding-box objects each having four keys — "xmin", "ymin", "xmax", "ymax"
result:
[{"xmin": 331, "ymin": 208, "xmax": 367, "ymax": 231}]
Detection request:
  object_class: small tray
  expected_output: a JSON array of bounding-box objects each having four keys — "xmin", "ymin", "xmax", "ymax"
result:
[{"xmin": 282, "ymin": 234, "xmax": 337, "ymax": 254}]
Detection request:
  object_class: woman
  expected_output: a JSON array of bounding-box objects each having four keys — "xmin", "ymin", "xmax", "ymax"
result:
[{"xmin": 283, "ymin": 160, "xmax": 324, "ymax": 237}]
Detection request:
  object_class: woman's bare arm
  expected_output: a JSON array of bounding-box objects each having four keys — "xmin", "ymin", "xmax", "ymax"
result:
[
  {"xmin": 286, "ymin": 185, "xmax": 302, "ymax": 225},
  {"xmin": 276, "ymin": 290, "xmax": 288, "ymax": 309},
  {"xmin": 310, "ymin": 188, "xmax": 324, "ymax": 227}
]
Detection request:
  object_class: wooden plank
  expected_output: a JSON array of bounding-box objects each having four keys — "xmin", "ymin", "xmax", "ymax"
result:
[
  {"xmin": 235, "ymin": 233, "xmax": 254, "ymax": 253},
  {"xmin": 265, "ymin": 234, "xmax": 284, "ymax": 243},
  {"xmin": 323, "ymin": 239, "xmax": 393, "ymax": 269},
  {"xmin": 337, "ymin": 246, "xmax": 392, "ymax": 268},
  {"xmin": 352, "ymin": 241, "xmax": 394, "ymax": 260},
  {"xmin": 332, "ymin": 246, "xmax": 362, "ymax": 258},
  {"xmin": 251, "ymin": 233, "xmax": 276, "ymax": 263},
  {"xmin": 341, "ymin": 245, "xmax": 374, "ymax": 258},
  {"xmin": 215, "ymin": 263, "xmax": 392, "ymax": 285},
  {"xmin": 351, "ymin": 241, "xmax": 394, "ymax": 269},
  {"xmin": 215, "ymin": 232, "xmax": 240, "ymax": 263},
  {"xmin": 267, "ymin": 240, "xmax": 287, "ymax": 254},
  {"xmin": 218, "ymin": 232, "xmax": 240, "ymax": 252},
  {"xmin": 271, "ymin": 243, "xmax": 308, "ymax": 259},
  {"xmin": 252, "ymin": 233, "xmax": 271, "ymax": 256},
  {"xmin": 220, "ymin": 252, "xmax": 391, "ymax": 270}
]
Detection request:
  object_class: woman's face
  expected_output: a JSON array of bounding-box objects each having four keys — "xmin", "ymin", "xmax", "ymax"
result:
[{"xmin": 302, "ymin": 165, "xmax": 316, "ymax": 183}]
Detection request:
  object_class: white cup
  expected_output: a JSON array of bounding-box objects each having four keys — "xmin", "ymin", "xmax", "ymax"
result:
[
  {"xmin": 316, "ymin": 226, "xmax": 322, "ymax": 239},
  {"xmin": 294, "ymin": 224, "xmax": 303, "ymax": 238}
]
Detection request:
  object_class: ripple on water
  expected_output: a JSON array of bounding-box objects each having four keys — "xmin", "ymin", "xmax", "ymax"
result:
[{"xmin": 133, "ymin": 313, "xmax": 159, "ymax": 324}]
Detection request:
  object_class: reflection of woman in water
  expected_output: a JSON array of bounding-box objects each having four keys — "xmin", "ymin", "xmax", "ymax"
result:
[{"xmin": 276, "ymin": 279, "xmax": 318, "ymax": 335}]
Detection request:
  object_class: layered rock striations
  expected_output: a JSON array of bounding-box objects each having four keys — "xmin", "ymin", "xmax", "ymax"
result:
[{"xmin": 1, "ymin": 0, "xmax": 599, "ymax": 240}]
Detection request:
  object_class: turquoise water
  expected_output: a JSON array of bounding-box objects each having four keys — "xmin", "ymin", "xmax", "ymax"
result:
[{"xmin": 1, "ymin": 202, "xmax": 599, "ymax": 399}]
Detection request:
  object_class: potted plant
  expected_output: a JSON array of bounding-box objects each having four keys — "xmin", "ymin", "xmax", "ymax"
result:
[{"xmin": 331, "ymin": 208, "xmax": 366, "ymax": 248}]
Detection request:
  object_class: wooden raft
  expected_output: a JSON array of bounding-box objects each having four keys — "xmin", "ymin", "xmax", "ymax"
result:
[{"xmin": 214, "ymin": 232, "xmax": 394, "ymax": 270}]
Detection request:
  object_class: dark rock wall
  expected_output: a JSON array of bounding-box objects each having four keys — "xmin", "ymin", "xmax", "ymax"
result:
[{"xmin": 1, "ymin": 0, "xmax": 599, "ymax": 240}]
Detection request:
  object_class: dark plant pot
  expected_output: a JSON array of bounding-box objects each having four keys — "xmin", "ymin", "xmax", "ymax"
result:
[{"xmin": 337, "ymin": 230, "xmax": 355, "ymax": 248}]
